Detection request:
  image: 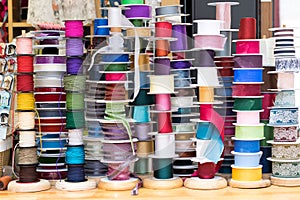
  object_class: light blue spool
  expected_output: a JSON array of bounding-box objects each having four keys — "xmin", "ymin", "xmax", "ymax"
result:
[
  {"xmin": 233, "ymin": 137, "xmax": 261, "ymax": 153},
  {"xmin": 196, "ymin": 121, "xmax": 217, "ymax": 140},
  {"xmin": 65, "ymin": 145, "xmax": 85, "ymax": 165},
  {"xmin": 94, "ymin": 18, "xmax": 109, "ymax": 36},
  {"xmin": 233, "ymin": 68, "xmax": 263, "ymax": 82},
  {"xmin": 102, "ymin": 54, "xmax": 129, "ymax": 62},
  {"xmin": 232, "ymin": 151, "xmax": 262, "ymax": 167},
  {"xmin": 269, "ymin": 107, "xmax": 299, "ymax": 125},
  {"xmin": 37, "ymin": 138, "xmax": 67, "ymax": 149},
  {"xmin": 132, "ymin": 105, "xmax": 150, "ymax": 123}
]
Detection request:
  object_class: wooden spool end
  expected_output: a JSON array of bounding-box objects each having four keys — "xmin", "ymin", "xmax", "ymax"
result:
[
  {"xmin": 184, "ymin": 176, "xmax": 228, "ymax": 190},
  {"xmin": 8, "ymin": 179, "xmax": 51, "ymax": 193},
  {"xmin": 271, "ymin": 176, "xmax": 300, "ymax": 187},
  {"xmin": 98, "ymin": 177, "xmax": 139, "ymax": 191},
  {"xmin": 143, "ymin": 177, "xmax": 183, "ymax": 189},
  {"xmin": 229, "ymin": 179, "xmax": 271, "ymax": 189},
  {"xmin": 55, "ymin": 179, "xmax": 97, "ymax": 191}
]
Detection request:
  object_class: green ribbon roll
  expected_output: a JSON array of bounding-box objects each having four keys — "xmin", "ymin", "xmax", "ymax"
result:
[
  {"xmin": 233, "ymin": 98, "xmax": 262, "ymax": 111},
  {"xmin": 121, "ymin": 0, "xmax": 143, "ymax": 4},
  {"xmin": 261, "ymin": 120, "xmax": 273, "ymax": 146},
  {"xmin": 66, "ymin": 110, "xmax": 85, "ymax": 129},
  {"xmin": 66, "ymin": 92, "xmax": 85, "ymax": 110},
  {"xmin": 64, "ymin": 75, "xmax": 86, "ymax": 92},
  {"xmin": 235, "ymin": 124, "xmax": 264, "ymax": 138},
  {"xmin": 104, "ymin": 64, "xmax": 128, "ymax": 71},
  {"xmin": 134, "ymin": 157, "xmax": 149, "ymax": 174},
  {"xmin": 130, "ymin": 19, "xmax": 144, "ymax": 27},
  {"xmin": 153, "ymin": 158, "xmax": 173, "ymax": 179}
]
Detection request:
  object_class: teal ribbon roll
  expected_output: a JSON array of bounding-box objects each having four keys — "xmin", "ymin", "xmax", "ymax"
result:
[
  {"xmin": 153, "ymin": 158, "xmax": 173, "ymax": 179},
  {"xmin": 233, "ymin": 97, "xmax": 262, "ymax": 110}
]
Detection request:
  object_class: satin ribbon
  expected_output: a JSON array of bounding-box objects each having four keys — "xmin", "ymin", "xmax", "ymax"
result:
[
  {"xmin": 158, "ymin": 112, "xmax": 173, "ymax": 133},
  {"xmin": 194, "ymin": 35, "xmax": 227, "ymax": 50},
  {"xmin": 233, "ymin": 98, "xmax": 262, "ymax": 110},
  {"xmin": 236, "ymin": 40, "xmax": 260, "ymax": 54},
  {"xmin": 155, "ymin": 21, "xmax": 172, "ymax": 37},
  {"xmin": 232, "ymin": 84, "xmax": 261, "ymax": 96},
  {"xmin": 233, "ymin": 68, "xmax": 263, "ymax": 82},
  {"xmin": 233, "ymin": 55, "xmax": 263, "ymax": 68},
  {"xmin": 155, "ymin": 5, "xmax": 181, "ymax": 16},
  {"xmin": 199, "ymin": 104, "xmax": 224, "ymax": 164},
  {"xmin": 124, "ymin": 5, "xmax": 151, "ymax": 19},
  {"xmin": 153, "ymin": 158, "xmax": 173, "ymax": 179},
  {"xmin": 171, "ymin": 60, "xmax": 192, "ymax": 69}
]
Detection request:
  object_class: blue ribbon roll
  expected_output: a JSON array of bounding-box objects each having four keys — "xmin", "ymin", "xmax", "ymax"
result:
[
  {"xmin": 171, "ymin": 70, "xmax": 190, "ymax": 78},
  {"xmin": 171, "ymin": 61, "xmax": 192, "ymax": 69},
  {"xmin": 102, "ymin": 54, "xmax": 129, "ymax": 62},
  {"xmin": 260, "ymin": 146, "xmax": 272, "ymax": 173},
  {"xmin": 269, "ymin": 108, "xmax": 298, "ymax": 125},
  {"xmin": 94, "ymin": 18, "xmax": 110, "ymax": 36},
  {"xmin": 196, "ymin": 121, "xmax": 217, "ymax": 140},
  {"xmin": 140, "ymin": 71, "xmax": 150, "ymax": 89},
  {"xmin": 132, "ymin": 105, "xmax": 151, "ymax": 123},
  {"xmin": 233, "ymin": 68, "xmax": 263, "ymax": 82},
  {"xmin": 233, "ymin": 138, "xmax": 261, "ymax": 153},
  {"xmin": 37, "ymin": 138, "xmax": 67, "ymax": 149}
]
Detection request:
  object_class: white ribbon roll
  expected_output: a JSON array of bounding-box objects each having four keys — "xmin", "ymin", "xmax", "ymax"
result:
[
  {"xmin": 68, "ymin": 129, "xmax": 84, "ymax": 145},
  {"xmin": 155, "ymin": 134, "xmax": 175, "ymax": 157},
  {"xmin": 149, "ymin": 75, "xmax": 175, "ymax": 94}
]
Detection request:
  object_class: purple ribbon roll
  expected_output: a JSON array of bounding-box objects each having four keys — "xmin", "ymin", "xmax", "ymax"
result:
[
  {"xmin": 124, "ymin": 5, "xmax": 151, "ymax": 19},
  {"xmin": 67, "ymin": 57, "xmax": 83, "ymax": 74},
  {"xmin": 193, "ymin": 50, "xmax": 216, "ymax": 67},
  {"xmin": 35, "ymin": 55, "xmax": 66, "ymax": 64},
  {"xmin": 233, "ymin": 55, "xmax": 263, "ymax": 68},
  {"xmin": 107, "ymin": 163, "xmax": 130, "ymax": 181},
  {"xmin": 171, "ymin": 60, "xmax": 192, "ymax": 69},
  {"xmin": 170, "ymin": 24, "xmax": 188, "ymax": 51},
  {"xmin": 154, "ymin": 58, "xmax": 171, "ymax": 75}
]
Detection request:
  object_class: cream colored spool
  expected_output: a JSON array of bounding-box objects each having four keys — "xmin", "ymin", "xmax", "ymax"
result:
[
  {"xmin": 18, "ymin": 112, "xmax": 35, "ymax": 130},
  {"xmin": 19, "ymin": 131, "xmax": 36, "ymax": 147},
  {"xmin": 149, "ymin": 75, "xmax": 175, "ymax": 94},
  {"xmin": 68, "ymin": 129, "xmax": 84, "ymax": 145},
  {"xmin": 194, "ymin": 20, "xmax": 223, "ymax": 35}
]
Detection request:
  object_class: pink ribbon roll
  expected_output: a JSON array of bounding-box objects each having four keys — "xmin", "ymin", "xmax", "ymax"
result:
[
  {"xmin": 156, "ymin": 94, "xmax": 171, "ymax": 111},
  {"xmin": 235, "ymin": 111, "xmax": 261, "ymax": 124},
  {"xmin": 236, "ymin": 40, "xmax": 260, "ymax": 54},
  {"xmin": 232, "ymin": 84, "xmax": 261, "ymax": 96},
  {"xmin": 194, "ymin": 35, "xmax": 227, "ymax": 49},
  {"xmin": 155, "ymin": 21, "xmax": 172, "ymax": 37},
  {"xmin": 105, "ymin": 73, "xmax": 126, "ymax": 81},
  {"xmin": 158, "ymin": 112, "xmax": 173, "ymax": 133}
]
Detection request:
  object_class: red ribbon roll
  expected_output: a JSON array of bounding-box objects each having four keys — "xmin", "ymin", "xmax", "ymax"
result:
[
  {"xmin": 158, "ymin": 112, "xmax": 173, "ymax": 133},
  {"xmin": 35, "ymin": 87, "xmax": 65, "ymax": 93},
  {"xmin": 17, "ymin": 74, "xmax": 34, "ymax": 92},
  {"xmin": 156, "ymin": 94, "xmax": 171, "ymax": 111},
  {"xmin": 35, "ymin": 93, "xmax": 66, "ymax": 102},
  {"xmin": 37, "ymin": 124, "xmax": 67, "ymax": 132},
  {"xmin": 155, "ymin": 40, "xmax": 170, "ymax": 57},
  {"xmin": 261, "ymin": 92, "xmax": 276, "ymax": 120},
  {"xmin": 232, "ymin": 84, "xmax": 261, "ymax": 96},
  {"xmin": 217, "ymin": 67, "xmax": 233, "ymax": 76},
  {"xmin": 17, "ymin": 55, "xmax": 34, "ymax": 73},
  {"xmin": 173, "ymin": 52, "xmax": 186, "ymax": 59},
  {"xmin": 35, "ymin": 118, "xmax": 66, "ymax": 124},
  {"xmin": 215, "ymin": 61, "xmax": 234, "ymax": 67},
  {"xmin": 236, "ymin": 40, "xmax": 260, "ymax": 54},
  {"xmin": 155, "ymin": 21, "xmax": 172, "ymax": 37},
  {"xmin": 238, "ymin": 17, "xmax": 256, "ymax": 39}
]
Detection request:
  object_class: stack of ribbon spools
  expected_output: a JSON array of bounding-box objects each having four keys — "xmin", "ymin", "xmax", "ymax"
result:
[
  {"xmin": 229, "ymin": 17, "xmax": 270, "ymax": 188},
  {"xmin": 122, "ymin": 0, "xmax": 154, "ymax": 176},
  {"xmin": 143, "ymin": 3, "xmax": 188, "ymax": 190},
  {"xmin": 162, "ymin": 1, "xmax": 199, "ymax": 179},
  {"xmin": 30, "ymin": 30, "xmax": 68, "ymax": 185},
  {"xmin": 208, "ymin": 1, "xmax": 239, "ymax": 174},
  {"xmin": 56, "ymin": 20, "xmax": 96, "ymax": 191},
  {"xmin": 83, "ymin": 18, "xmax": 110, "ymax": 179},
  {"xmin": 8, "ymin": 35, "xmax": 51, "ymax": 192},
  {"xmin": 267, "ymin": 27, "xmax": 300, "ymax": 186},
  {"xmin": 184, "ymin": 19, "xmax": 227, "ymax": 190},
  {"xmin": 91, "ymin": 7, "xmax": 139, "ymax": 191}
]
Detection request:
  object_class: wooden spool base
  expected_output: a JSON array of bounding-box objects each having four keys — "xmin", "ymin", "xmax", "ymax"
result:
[
  {"xmin": 143, "ymin": 177, "xmax": 183, "ymax": 189},
  {"xmin": 98, "ymin": 177, "xmax": 139, "ymax": 191},
  {"xmin": 55, "ymin": 179, "xmax": 97, "ymax": 191},
  {"xmin": 271, "ymin": 176, "xmax": 300, "ymax": 187},
  {"xmin": 229, "ymin": 179, "xmax": 271, "ymax": 189},
  {"xmin": 8, "ymin": 179, "xmax": 51, "ymax": 192},
  {"xmin": 184, "ymin": 176, "xmax": 227, "ymax": 190}
]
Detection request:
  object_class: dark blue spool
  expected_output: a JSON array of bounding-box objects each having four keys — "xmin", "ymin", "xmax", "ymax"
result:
[
  {"xmin": 36, "ymin": 102, "xmax": 66, "ymax": 108},
  {"xmin": 171, "ymin": 61, "xmax": 192, "ymax": 69},
  {"xmin": 66, "ymin": 164, "xmax": 86, "ymax": 182},
  {"xmin": 260, "ymin": 146, "xmax": 272, "ymax": 173},
  {"xmin": 196, "ymin": 121, "xmax": 216, "ymax": 140},
  {"xmin": 102, "ymin": 54, "xmax": 129, "ymax": 62},
  {"xmin": 37, "ymin": 109, "xmax": 66, "ymax": 118},
  {"xmin": 94, "ymin": 18, "xmax": 110, "ymax": 36},
  {"xmin": 233, "ymin": 68, "xmax": 263, "ymax": 82},
  {"xmin": 233, "ymin": 138, "xmax": 261, "ymax": 153}
]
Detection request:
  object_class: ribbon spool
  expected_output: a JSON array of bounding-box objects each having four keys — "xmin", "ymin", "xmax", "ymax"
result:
[
  {"xmin": 102, "ymin": 124, "xmax": 133, "ymax": 140},
  {"xmin": 64, "ymin": 75, "xmax": 85, "ymax": 92},
  {"xmin": 153, "ymin": 158, "xmax": 173, "ymax": 179},
  {"xmin": 17, "ymin": 55, "xmax": 33, "ymax": 73},
  {"xmin": 154, "ymin": 58, "xmax": 171, "ymax": 75},
  {"xmin": 36, "ymin": 108, "xmax": 66, "ymax": 118},
  {"xmin": 17, "ymin": 93, "xmax": 35, "ymax": 111},
  {"xmin": 194, "ymin": 35, "xmax": 227, "ymax": 50},
  {"xmin": 130, "ymin": 54, "xmax": 150, "ymax": 71},
  {"xmin": 66, "ymin": 164, "xmax": 86, "ymax": 182},
  {"xmin": 156, "ymin": 94, "xmax": 171, "ymax": 111},
  {"xmin": 18, "ymin": 147, "xmax": 38, "ymax": 165},
  {"xmin": 232, "ymin": 84, "xmax": 261, "ymax": 96},
  {"xmin": 269, "ymin": 107, "xmax": 298, "ymax": 126},
  {"xmin": 155, "ymin": 40, "xmax": 170, "ymax": 57},
  {"xmin": 65, "ymin": 20, "xmax": 84, "ymax": 38},
  {"xmin": 102, "ymin": 54, "xmax": 129, "ymax": 62},
  {"xmin": 137, "ymin": 141, "xmax": 154, "ymax": 157},
  {"xmin": 233, "ymin": 68, "xmax": 263, "ymax": 83},
  {"xmin": 124, "ymin": 5, "xmax": 151, "ymax": 19},
  {"xmin": 233, "ymin": 97, "xmax": 262, "ymax": 111},
  {"xmin": 126, "ymin": 27, "xmax": 152, "ymax": 37},
  {"xmin": 35, "ymin": 55, "xmax": 66, "ymax": 64},
  {"xmin": 155, "ymin": 21, "xmax": 172, "ymax": 37},
  {"xmin": 18, "ymin": 111, "xmax": 35, "ymax": 130},
  {"xmin": 65, "ymin": 145, "xmax": 85, "ymax": 165},
  {"xmin": 68, "ymin": 129, "xmax": 84, "ymax": 145},
  {"xmin": 67, "ymin": 57, "xmax": 83, "ymax": 75},
  {"xmin": 235, "ymin": 40, "xmax": 260, "ymax": 54},
  {"xmin": 216, "ymin": 31, "xmax": 232, "ymax": 57},
  {"xmin": 238, "ymin": 17, "xmax": 256, "ymax": 39},
  {"xmin": 171, "ymin": 60, "xmax": 192, "ymax": 69},
  {"xmin": 233, "ymin": 54, "xmax": 262, "ymax": 68},
  {"xmin": 66, "ymin": 38, "xmax": 84, "ymax": 56},
  {"xmin": 232, "ymin": 151, "xmax": 262, "ymax": 167},
  {"xmin": 102, "ymin": 142, "xmax": 137, "ymax": 162},
  {"xmin": 157, "ymin": 112, "xmax": 173, "ymax": 133},
  {"xmin": 18, "ymin": 164, "xmax": 38, "ymax": 183},
  {"xmin": 132, "ymin": 106, "xmax": 151, "ymax": 123},
  {"xmin": 16, "ymin": 37, "xmax": 33, "ymax": 55},
  {"xmin": 66, "ymin": 110, "xmax": 85, "ymax": 129},
  {"xmin": 199, "ymin": 86, "xmax": 214, "ymax": 102},
  {"xmin": 194, "ymin": 20, "xmax": 223, "ymax": 35},
  {"xmin": 134, "ymin": 123, "xmax": 152, "ymax": 140},
  {"xmin": 19, "ymin": 130, "xmax": 36, "ymax": 147},
  {"xmin": 154, "ymin": 134, "xmax": 175, "ymax": 157},
  {"xmin": 37, "ymin": 137, "xmax": 67, "ymax": 149},
  {"xmin": 277, "ymin": 72, "xmax": 299, "ymax": 89},
  {"xmin": 170, "ymin": 24, "xmax": 188, "ymax": 51},
  {"xmin": 149, "ymin": 75, "xmax": 175, "ymax": 94},
  {"xmin": 121, "ymin": 0, "xmax": 143, "ymax": 4},
  {"xmin": 155, "ymin": 5, "xmax": 182, "ymax": 16},
  {"xmin": 134, "ymin": 157, "xmax": 150, "ymax": 174},
  {"xmin": 85, "ymin": 160, "xmax": 107, "ymax": 177},
  {"xmin": 234, "ymin": 124, "xmax": 264, "ymax": 138},
  {"xmin": 94, "ymin": 18, "xmax": 109, "ymax": 36},
  {"xmin": 193, "ymin": 50, "xmax": 215, "ymax": 67},
  {"xmin": 234, "ymin": 110, "xmax": 262, "ymax": 124},
  {"xmin": 107, "ymin": 163, "xmax": 131, "ymax": 181},
  {"xmin": 66, "ymin": 92, "xmax": 84, "ymax": 110},
  {"xmin": 34, "ymin": 93, "xmax": 66, "ymax": 102}
]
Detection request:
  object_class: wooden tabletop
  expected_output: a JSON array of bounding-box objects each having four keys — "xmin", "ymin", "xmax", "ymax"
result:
[{"xmin": 0, "ymin": 184, "xmax": 299, "ymax": 200}]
